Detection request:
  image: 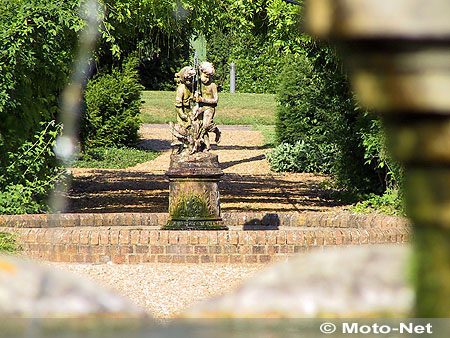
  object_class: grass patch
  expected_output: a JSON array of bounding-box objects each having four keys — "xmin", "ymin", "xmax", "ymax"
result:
[
  {"xmin": 252, "ymin": 125, "xmax": 276, "ymax": 147},
  {"xmin": 141, "ymin": 91, "xmax": 276, "ymax": 125},
  {"xmin": 0, "ymin": 232, "xmax": 19, "ymax": 254},
  {"xmin": 75, "ymin": 147, "xmax": 159, "ymax": 169}
]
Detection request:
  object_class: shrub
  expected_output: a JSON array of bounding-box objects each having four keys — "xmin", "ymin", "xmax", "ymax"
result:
[
  {"xmin": 81, "ymin": 57, "xmax": 143, "ymax": 150},
  {"xmin": 266, "ymin": 139, "xmax": 335, "ymax": 173},
  {"xmin": 0, "ymin": 121, "xmax": 65, "ymax": 214},
  {"xmin": 0, "ymin": 232, "xmax": 19, "ymax": 254},
  {"xmin": 274, "ymin": 50, "xmax": 399, "ymax": 200}
]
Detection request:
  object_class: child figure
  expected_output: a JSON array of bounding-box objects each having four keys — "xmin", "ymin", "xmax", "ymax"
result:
[{"xmin": 194, "ymin": 62, "xmax": 221, "ymax": 151}]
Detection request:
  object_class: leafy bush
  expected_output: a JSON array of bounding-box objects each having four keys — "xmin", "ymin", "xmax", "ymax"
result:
[
  {"xmin": 0, "ymin": 232, "xmax": 19, "ymax": 254},
  {"xmin": 351, "ymin": 189, "xmax": 405, "ymax": 216},
  {"xmin": 274, "ymin": 50, "xmax": 400, "ymax": 200},
  {"xmin": 266, "ymin": 140, "xmax": 335, "ymax": 173},
  {"xmin": 76, "ymin": 147, "xmax": 158, "ymax": 169},
  {"xmin": 81, "ymin": 57, "xmax": 143, "ymax": 150},
  {"xmin": 0, "ymin": 121, "xmax": 65, "ymax": 214}
]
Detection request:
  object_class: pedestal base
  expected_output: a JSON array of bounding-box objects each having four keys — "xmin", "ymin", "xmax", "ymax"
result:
[{"xmin": 163, "ymin": 152, "xmax": 227, "ymax": 230}]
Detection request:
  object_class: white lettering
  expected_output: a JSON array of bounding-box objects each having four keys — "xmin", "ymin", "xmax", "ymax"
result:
[
  {"xmin": 400, "ymin": 323, "xmax": 413, "ymax": 333},
  {"xmin": 379, "ymin": 325, "xmax": 391, "ymax": 334},
  {"xmin": 359, "ymin": 325, "xmax": 371, "ymax": 334},
  {"xmin": 415, "ymin": 325, "xmax": 425, "ymax": 334},
  {"xmin": 425, "ymin": 323, "xmax": 433, "ymax": 334},
  {"xmin": 342, "ymin": 323, "xmax": 358, "ymax": 333}
]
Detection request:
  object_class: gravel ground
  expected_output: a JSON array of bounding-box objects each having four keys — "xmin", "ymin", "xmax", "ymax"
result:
[{"xmin": 46, "ymin": 262, "xmax": 267, "ymax": 319}]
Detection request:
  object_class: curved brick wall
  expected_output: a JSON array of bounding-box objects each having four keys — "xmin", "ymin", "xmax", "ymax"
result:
[{"xmin": 0, "ymin": 212, "xmax": 410, "ymax": 264}]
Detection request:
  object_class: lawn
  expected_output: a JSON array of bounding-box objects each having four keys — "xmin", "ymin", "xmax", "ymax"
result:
[{"xmin": 141, "ymin": 90, "xmax": 277, "ymax": 125}]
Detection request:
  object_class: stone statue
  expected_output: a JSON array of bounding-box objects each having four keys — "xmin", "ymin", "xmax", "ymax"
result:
[
  {"xmin": 165, "ymin": 59, "xmax": 225, "ymax": 230},
  {"xmin": 169, "ymin": 61, "xmax": 221, "ymax": 154}
]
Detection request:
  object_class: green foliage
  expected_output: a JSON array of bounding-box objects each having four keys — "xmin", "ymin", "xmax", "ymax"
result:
[
  {"xmin": 76, "ymin": 147, "xmax": 159, "ymax": 169},
  {"xmin": 0, "ymin": 232, "xmax": 19, "ymax": 254},
  {"xmin": 81, "ymin": 57, "xmax": 143, "ymax": 150},
  {"xmin": 266, "ymin": 140, "xmax": 335, "ymax": 173},
  {"xmin": 0, "ymin": 121, "xmax": 65, "ymax": 214},
  {"xmin": 252, "ymin": 125, "xmax": 276, "ymax": 148},
  {"xmin": 274, "ymin": 49, "xmax": 401, "ymax": 200},
  {"xmin": 351, "ymin": 189, "xmax": 405, "ymax": 216}
]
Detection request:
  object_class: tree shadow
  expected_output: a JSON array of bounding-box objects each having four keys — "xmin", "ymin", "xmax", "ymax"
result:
[{"xmin": 243, "ymin": 213, "xmax": 280, "ymax": 230}]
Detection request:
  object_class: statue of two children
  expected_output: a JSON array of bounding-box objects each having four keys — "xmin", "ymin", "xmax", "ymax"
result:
[{"xmin": 170, "ymin": 62, "xmax": 221, "ymax": 155}]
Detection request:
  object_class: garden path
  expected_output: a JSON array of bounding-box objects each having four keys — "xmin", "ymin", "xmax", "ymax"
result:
[{"xmin": 66, "ymin": 124, "xmax": 346, "ymax": 213}]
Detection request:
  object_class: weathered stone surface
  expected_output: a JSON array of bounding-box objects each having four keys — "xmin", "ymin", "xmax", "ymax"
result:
[
  {"xmin": 182, "ymin": 245, "xmax": 413, "ymax": 318},
  {"xmin": 0, "ymin": 254, "xmax": 147, "ymax": 317},
  {"xmin": 165, "ymin": 152, "xmax": 226, "ymax": 230}
]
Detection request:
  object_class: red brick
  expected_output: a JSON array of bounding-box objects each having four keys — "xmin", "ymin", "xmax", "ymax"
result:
[
  {"xmin": 245, "ymin": 255, "xmax": 257, "ymax": 263},
  {"xmin": 265, "ymin": 231, "xmax": 277, "ymax": 245},
  {"xmin": 195, "ymin": 245, "xmax": 208, "ymax": 254},
  {"xmin": 324, "ymin": 230, "xmax": 334, "ymax": 245},
  {"xmin": 267, "ymin": 245, "xmax": 279, "ymax": 255},
  {"xmin": 130, "ymin": 230, "xmax": 140, "ymax": 245},
  {"xmin": 190, "ymin": 231, "xmax": 200, "ymax": 244},
  {"xmin": 229, "ymin": 232, "xmax": 239, "ymax": 244},
  {"xmin": 149, "ymin": 231, "xmax": 159, "ymax": 244},
  {"xmin": 316, "ymin": 230, "xmax": 324, "ymax": 246},
  {"xmin": 351, "ymin": 230, "xmax": 360, "ymax": 244},
  {"xmin": 157, "ymin": 255, "xmax": 172, "ymax": 263},
  {"xmin": 90, "ymin": 231, "xmax": 100, "ymax": 245},
  {"xmin": 230, "ymin": 255, "xmax": 243, "ymax": 263},
  {"xmin": 223, "ymin": 245, "xmax": 237, "ymax": 254},
  {"xmin": 71, "ymin": 254, "xmax": 85, "ymax": 263},
  {"xmin": 294, "ymin": 245, "xmax": 307, "ymax": 253},
  {"xmin": 142, "ymin": 255, "xmax": 156, "ymax": 263},
  {"xmin": 43, "ymin": 230, "xmax": 53, "ymax": 243},
  {"xmin": 112, "ymin": 255, "xmax": 126, "ymax": 264},
  {"xmin": 167, "ymin": 245, "xmax": 192, "ymax": 254},
  {"xmin": 276, "ymin": 231, "xmax": 286, "ymax": 245},
  {"xmin": 252, "ymin": 246, "xmax": 265, "ymax": 254},
  {"xmin": 360, "ymin": 230, "xmax": 369, "ymax": 244},
  {"xmin": 186, "ymin": 255, "xmax": 199, "ymax": 263},
  {"xmin": 136, "ymin": 245, "xmax": 149, "ymax": 254},
  {"xmin": 209, "ymin": 245, "xmax": 222, "ymax": 254},
  {"xmin": 79, "ymin": 245, "xmax": 91, "ymax": 255},
  {"xmin": 209, "ymin": 232, "xmax": 218, "ymax": 245},
  {"xmin": 119, "ymin": 230, "xmax": 130, "ymax": 244},
  {"xmin": 238, "ymin": 232, "xmax": 247, "ymax": 244},
  {"xmin": 199, "ymin": 232, "xmax": 208, "ymax": 244},
  {"xmin": 159, "ymin": 231, "xmax": 169, "ymax": 244},
  {"xmin": 151, "ymin": 246, "xmax": 164, "ymax": 254},
  {"xmin": 120, "ymin": 245, "xmax": 133, "ymax": 254},
  {"xmin": 238, "ymin": 245, "xmax": 250, "ymax": 254},
  {"xmin": 60, "ymin": 231, "xmax": 72, "ymax": 244},
  {"xmin": 58, "ymin": 253, "xmax": 71, "ymax": 262},
  {"xmin": 200, "ymin": 255, "xmax": 212, "ymax": 263},
  {"xmin": 256, "ymin": 231, "xmax": 266, "ymax": 245},
  {"xmin": 173, "ymin": 255, "xmax": 186, "ymax": 263},
  {"xmin": 85, "ymin": 255, "xmax": 99, "ymax": 263},
  {"xmin": 91, "ymin": 246, "xmax": 105, "ymax": 255},
  {"xmin": 305, "ymin": 231, "xmax": 314, "ymax": 246},
  {"xmin": 247, "ymin": 231, "xmax": 257, "ymax": 245},
  {"xmin": 100, "ymin": 231, "xmax": 109, "ymax": 245},
  {"xmin": 140, "ymin": 231, "xmax": 149, "ymax": 244},
  {"xmin": 169, "ymin": 231, "xmax": 179, "ymax": 244},
  {"xmin": 110, "ymin": 231, "xmax": 120, "ymax": 244},
  {"xmin": 334, "ymin": 230, "xmax": 343, "ymax": 245},
  {"xmin": 259, "ymin": 255, "xmax": 272, "ymax": 263},
  {"xmin": 66, "ymin": 245, "xmax": 78, "ymax": 255},
  {"xmin": 128, "ymin": 255, "xmax": 142, "ymax": 264},
  {"xmin": 178, "ymin": 232, "xmax": 188, "ymax": 245},
  {"xmin": 217, "ymin": 232, "xmax": 227, "ymax": 245},
  {"xmin": 215, "ymin": 255, "xmax": 229, "ymax": 263}
]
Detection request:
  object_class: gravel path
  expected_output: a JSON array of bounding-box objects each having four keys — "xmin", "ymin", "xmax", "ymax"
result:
[
  {"xmin": 46, "ymin": 262, "xmax": 267, "ymax": 318},
  {"xmin": 67, "ymin": 125, "xmax": 346, "ymax": 213}
]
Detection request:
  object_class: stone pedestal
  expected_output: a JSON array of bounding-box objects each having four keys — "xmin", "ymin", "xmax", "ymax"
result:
[{"xmin": 164, "ymin": 152, "xmax": 227, "ymax": 230}]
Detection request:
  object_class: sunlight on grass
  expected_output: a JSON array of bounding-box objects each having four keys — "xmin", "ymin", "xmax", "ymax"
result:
[
  {"xmin": 75, "ymin": 147, "xmax": 159, "ymax": 169},
  {"xmin": 141, "ymin": 91, "xmax": 277, "ymax": 125}
]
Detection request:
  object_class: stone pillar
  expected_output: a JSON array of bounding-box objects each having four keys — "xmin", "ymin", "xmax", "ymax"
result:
[
  {"xmin": 164, "ymin": 152, "xmax": 227, "ymax": 230},
  {"xmin": 306, "ymin": 0, "xmax": 450, "ymax": 316}
]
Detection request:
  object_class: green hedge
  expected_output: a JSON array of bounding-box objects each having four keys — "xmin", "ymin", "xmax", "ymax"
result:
[{"xmin": 81, "ymin": 57, "xmax": 143, "ymax": 150}]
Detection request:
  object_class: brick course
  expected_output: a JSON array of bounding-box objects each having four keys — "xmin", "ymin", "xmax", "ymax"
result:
[{"xmin": 7, "ymin": 227, "xmax": 409, "ymax": 264}]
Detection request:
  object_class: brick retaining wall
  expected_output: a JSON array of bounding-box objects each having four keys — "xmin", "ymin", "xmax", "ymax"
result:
[
  {"xmin": 0, "ymin": 211, "xmax": 409, "ymax": 229},
  {"xmin": 2, "ymin": 227, "xmax": 410, "ymax": 264}
]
